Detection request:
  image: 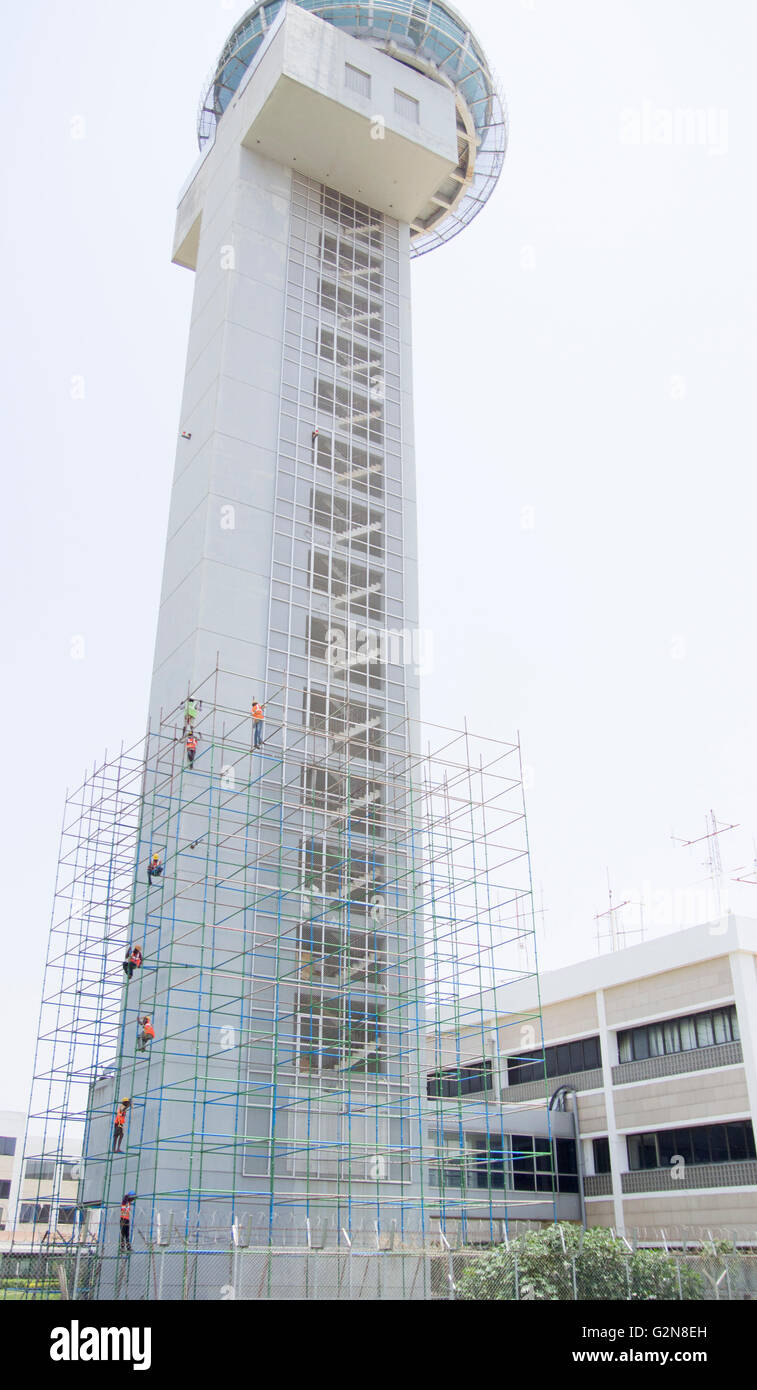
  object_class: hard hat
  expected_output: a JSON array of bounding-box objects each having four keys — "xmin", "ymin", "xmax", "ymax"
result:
[{"xmin": 124, "ymin": 1191, "xmax": 136, "ymax": 1199}]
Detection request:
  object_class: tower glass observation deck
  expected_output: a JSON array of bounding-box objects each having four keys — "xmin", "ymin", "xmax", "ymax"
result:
[{"xmin": 197, "ymin": 0, "xmax": 506, "ymax": 255}]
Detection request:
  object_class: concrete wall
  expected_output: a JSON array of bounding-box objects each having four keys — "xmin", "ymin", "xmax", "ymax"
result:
[
  {"xmin": 613, "ymin": 1068, "xmax": 750, "ymax": 1131},
  {"xmin": 605, "ymin": 956, "xmax": 734, "ymax": 1029}
]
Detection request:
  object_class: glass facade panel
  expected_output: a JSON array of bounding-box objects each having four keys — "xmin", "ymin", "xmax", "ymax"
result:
[
  {"xmin": 726, "ymin": 1122, "xmax": 749, "ymax": 1162},
  {"xmin": 709, "ymin": 1125, "xmax": 729, "ymax": 1163},
  {"xmin": 592, "ymin": 1137, "xmax": 611, "ymax": 1174},
  {"xmin": 627, "ymin": 1133, "xmax": 659, "ymax": 1170},
  {"xmin": 712, "ymin": 1009, "xmax": 729, "ymax": 1044},
  {"xmin": 695, "ymin": 1014, "xmax": 715, "ymax": 1047},
  {"xmin": 657, "ymin": 1130, "xmax": 677, "ymax": 1165},
  {"xmin": 691, "ymin": 1128, "xmax": 711, "ymax": 1164},
  {"xmin": 507, "ymin": 1035, "xmax": 601, "ymax": 1085},
  {"xmin": 633, "ymin": 1030, "xmax": 650, "ymax": 1061},
  {"xmin": 25, "ymin": 1160, "xmax": 55, "ymax": 1181},
  {"xmin": 678, "ymin": 1016, "xmax": 697, "ymax": 1050},
  {"xmin": 619, "ymin": 1005, "xmax": 738, "ymax": 1062},
  {"xmin": 627, "ymin": 1121, "xmax": 757, "ymax": 1172}
]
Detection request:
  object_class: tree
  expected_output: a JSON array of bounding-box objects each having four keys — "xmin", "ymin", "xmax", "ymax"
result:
[{"xmin": 455, "ymin": 1224, "xmax": 705, "ymax": 1301}]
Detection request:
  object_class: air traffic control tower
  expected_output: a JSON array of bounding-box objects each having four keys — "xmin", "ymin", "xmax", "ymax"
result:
[
  {"xmin": 77, "ymin": 0, "xmax": 508, "ymax": 1261},
  {"xmin": 156, "ymin": 0, "xmax": 504, "ymax": 728}
]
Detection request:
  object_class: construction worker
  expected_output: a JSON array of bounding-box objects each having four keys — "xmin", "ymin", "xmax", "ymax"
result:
[
  {"xmin": 120, "ymin": 1192, "xmax": 135, "ymax": 1251},
  {"xmin": 186, "ymin": 732, "xmax": 198, "ymax": 768},
  {"xmin": 137, "ymin": 1015, "xmax": 155, "ymax": 1053},
  {"xmin": 251, "ymin": 699, "xmax": 265, "ymax": 750},
  {"xmin": 147, "ymin": 853, "xmax": 163, "ymax": 886},
  {"xmin": 113, "ymin": 1098, "xmax": 131, "ymax": 1153},
  {"xmin": 182, "ymin": 696, "xmax": 199, "ymax": 737},
  {"xmin": 123, "ymin": 945, "xmax": 143, "ymax": 981}
]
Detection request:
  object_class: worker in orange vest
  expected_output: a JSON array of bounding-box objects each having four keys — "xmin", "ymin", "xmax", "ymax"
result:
[
  {"xmin": 186, "ymin": 732, "xmax": 198, "ymax": 768},
  {"xmin": 123, "ymin": 945, "xmax": 143, "ymax": 981},
  {"xmin": 137, "ymin": 1015, "xmax": 155, "ymax": 1053},
  {"xmin": 147, "ymin": 853, "xmax": 163, "ymax": 886},
  {"xmin": 120, "ymin": 1192, "xmax": 135, "ymax": 1251},
  {"xmin": 251, "ymin": 699, "xmax": 265, "ymax": 749},
  {"xmin": 113, "ymin": 1098, "xmax": 131, "ymax": 1153}
]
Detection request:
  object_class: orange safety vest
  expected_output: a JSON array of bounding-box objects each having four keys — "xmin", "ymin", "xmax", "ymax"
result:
[
  {"xmin": 252, "ymin": 704, "xmax": 264, "ymax": 721},
  {"xmin": 187, "ymin": 736, "xmax": 197, "ymax": 751},
  {"xmin": 130, "ymin": 950, "xmax": 142, "ymax": 966},
  {"xmin": 143, "ymin": 1022, "xmax": 155, "ymax": 1039},
  {"xmin": 120, "ymin": 1201, "xmax": 131, "ymax": 1221},
  {"xmin": 114, "ymin": 1110, "xmax": 125, "ymax": 1128}
]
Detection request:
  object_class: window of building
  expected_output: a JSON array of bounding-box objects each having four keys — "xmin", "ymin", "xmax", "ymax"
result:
[
  {"xmin": 506, "ymin": 1035, "xmax": 601, "ymax": 1086},
  {"xmin": 427, "ymin": 1060, "xmax": 493, "ymax": 1099},
  {"xmin": 617, "ymin": 1005, "xmax": 739, "ymax": 1064},
  {"xmin": 345, "ymin": 63, "xmax": 371, "ymax": 98},
  {"xmin": 592, "ymin": 1137, "xmax": 611, "ymax": 1174},
  {"xmin": 428, "ymin": 1132, "xmax": 577, "ymax": 1194},
  {"xmin": 19, "ymin": 1203, "xmax": 50, "ymax": 1224},
  {"xmin": 394, "ymin": 89, "xmax": 420, "ymax": 123},
  {"xmin": 0, "ymin": 1137, "xmax": 17, "ymax": 1157},
  {"xmin": 58, "ymin": 1206, "xmax": 77, "ymax": 1226},
  {"xmin": 627, "ymin": 1121, "xmax": 756, "ymax": 1171},
  {"xmin": 0, "ymin": 1180, "xmax": 10, "ymax": 1200},
  {"xmin": 25, "ymin": 1160, "xmax": 56, "ymax": 1181},
  {"xmin": 512, "ymin": 1135, "xmax": 578, "ymax": 1194},
  {"xmin": 467, "ymin": 1134, "xmax": 507, "ymax": 1189}
]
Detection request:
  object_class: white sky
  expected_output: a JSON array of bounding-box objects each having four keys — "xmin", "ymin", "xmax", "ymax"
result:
[{"xmin": 1, "ymin": 0, "xmax": 756, "ymax": 1110}]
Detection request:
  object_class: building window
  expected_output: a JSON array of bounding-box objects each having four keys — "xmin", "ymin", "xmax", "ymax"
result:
[
  {"xmin": 618, "ymin": 1005, "xmax": 739, "ymax": 1064},
  {"xmin": 19, "ymin": 1203, "xmax": 50, "ymax": 1224},
  {"xmin": 506, "ymin": 1035, "xmax": 601, "ymax": 1086},
  {"xmin": 428, "ymin": 1132, "xmax": 577, "ymax": 1194},
  {"xmin": 592, "ymin": 1137, "xmax": 611, "ymax": 1174},
  {"xmin": 25, "ymin": 1160, "xmax": 56, "ymax": 1181},
  {"xmin": 467, "ymin": 1134, "xmax": 508, "ymax": 1189},
  {"xmin": 512, "ymin": 1135, "xmax": 578, "ymax": 1194},
  {"xmin": 394, "ymin": 89, "xmax": 420, "ymax": 123},
  {"xmin": 627, "ymin": 1121, "xmax": 756, "ymax": 1171},
  {"xmin": 427, "ymin": 1060, "xmax": 493, "ymax": 1099},
  {"xmin": 345, "ymin": 63, "xmax": 371, "ymax": 98},
  {"xmin": 0, "ymin": 1180, "xmax": 10, "ymax": 1200},
  {"xmin": 0, "ymin": 1137, "xmax": 17, "ymax": 1157},
  {"xmin": 58, "ymin": 1206, "xmax": 77, "ymax": 1226}
]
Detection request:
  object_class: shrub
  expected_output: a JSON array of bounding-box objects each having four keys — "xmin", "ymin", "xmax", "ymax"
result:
[{"xmin": 456, "ymin": 1224, "xmax": 705, "ymax": 1301}]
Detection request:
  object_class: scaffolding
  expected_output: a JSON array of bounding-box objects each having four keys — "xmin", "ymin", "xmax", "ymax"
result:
[{"xmin": 16, "ymin": 667, "xmax": 571, "ymax": 1286}]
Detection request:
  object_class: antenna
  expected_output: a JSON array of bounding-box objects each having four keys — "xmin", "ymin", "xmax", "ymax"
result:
[
  {"xmin": 671, "ymin": 809, "xmax": 738, "ymax": 918},
  {"xmin": 593, "ymin": 870, "xmax": 644, "ymax": 954}
]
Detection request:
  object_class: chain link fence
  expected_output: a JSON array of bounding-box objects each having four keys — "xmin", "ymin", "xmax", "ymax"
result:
[{"xmin": 3, "ymin": 1242, "xmax": 757, "ymax": 1300}]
